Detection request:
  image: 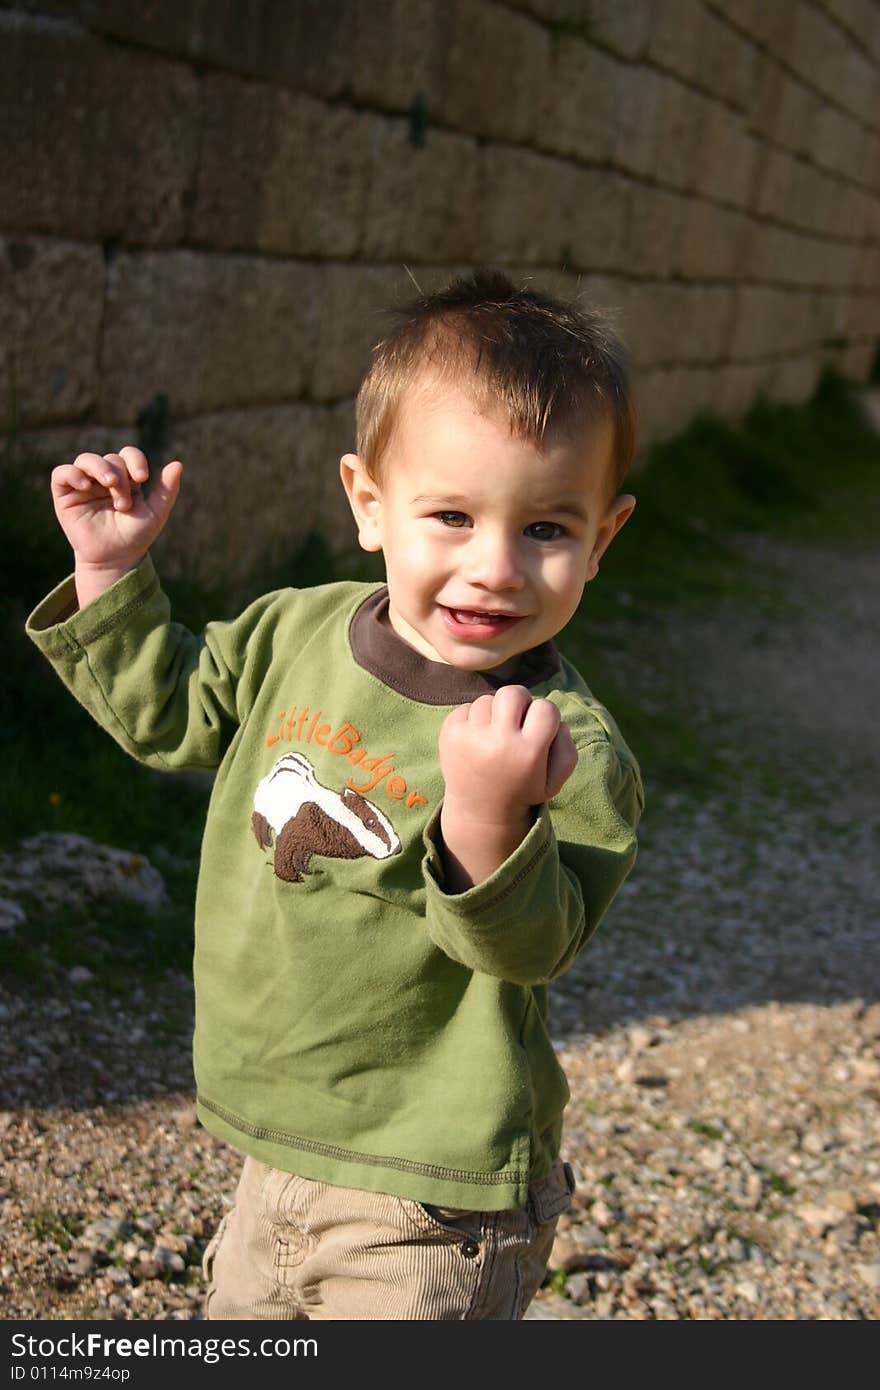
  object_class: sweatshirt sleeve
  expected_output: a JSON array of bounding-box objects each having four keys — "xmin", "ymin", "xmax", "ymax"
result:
[
  {"xmin": 25, "ymin": 556, "xmax": 281, "ymax": 773},
  {"xmin": 421, "ymin": 735, "xmax": 643, "ymax": 986}
]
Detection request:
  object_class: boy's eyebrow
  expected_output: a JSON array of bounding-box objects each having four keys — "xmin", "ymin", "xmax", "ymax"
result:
[
  {"xmin": 411, "ymin": 494, "xmax": 472, "ymax": 506},
  {"xmin": 411, "ymin": 493, "xmax": 591, "ymax": 520}
]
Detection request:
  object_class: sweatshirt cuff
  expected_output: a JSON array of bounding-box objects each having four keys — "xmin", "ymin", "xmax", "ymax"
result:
[
  {"xmin": 422, "ymin": 800, "xmax": 553, "ymax": 916},
  {"xmin": 26, "ymin": 556, "xmax": 159, "ymax": 657}
]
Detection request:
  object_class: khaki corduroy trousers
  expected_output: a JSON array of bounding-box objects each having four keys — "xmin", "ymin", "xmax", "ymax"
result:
[{"xmin": 203, "ymin": 1155, "xmax": 574, "ymax": 1320}]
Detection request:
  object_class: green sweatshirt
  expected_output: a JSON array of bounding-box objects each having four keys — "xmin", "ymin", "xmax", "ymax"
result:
[{"xmin": 27, "ymin": 558, "xmax": 643, "ymax": 1210}]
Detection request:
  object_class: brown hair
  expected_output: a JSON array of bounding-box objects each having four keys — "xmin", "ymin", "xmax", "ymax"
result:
[{"xmin": 356, "ymin": 269, "xmax": 636, "ymax": 492}]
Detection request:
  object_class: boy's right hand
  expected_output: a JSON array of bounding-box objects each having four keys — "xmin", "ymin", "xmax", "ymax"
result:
[{"xmin": 51, "ymin": 446, "xmax": 182, "ymax": 607}]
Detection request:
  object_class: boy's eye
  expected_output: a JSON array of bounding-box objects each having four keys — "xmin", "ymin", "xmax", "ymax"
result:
[
  {"xmin": 435, "ymin": 511, "xmax": 469, "ymax": 527},
  {"xmin": 525, "ymin": 521, "xmax": 564, "ymax": 541}
]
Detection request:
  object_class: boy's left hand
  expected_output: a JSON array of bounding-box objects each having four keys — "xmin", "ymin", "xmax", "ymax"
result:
[{"xmin": 437, "ymin": 686, "xmax": 578, "ymax": 890}]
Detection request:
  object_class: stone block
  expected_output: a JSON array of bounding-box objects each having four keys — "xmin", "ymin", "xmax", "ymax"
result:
[
  {"xmin": 865, "ymin": 133, "xmax": 880, "ymax": 200},
  {"xmin": 163, "ymin": 400, "xmax": 356, "ymax": 588},
  {"xmin": 676, "ymin": 199, "xmax": 750, "ymax": 281},
  {"xmin": 615, "ymin": 68, "xmax": 704, "ymax": 192},
  {"xmin": 713, "ymin": 362, "xmax": 770, "ymax": 421},
  {"xmin": 583, "ymin": 0, "xmax": 653, "ymax": 59},
  {"xmin": 864, "ymin": 184, "xmax": 880, "ymax": 240},
  {"xmin": 634, "ymin": 363, "xmax": 717, "ymax": 443},
  {"xmin": 361, "ymin": 121, "xmax": 482, "ymax": 262},
  {"xmin": 694, "ymin": 105, "xmax": 759, "ymax": 209},
  {"xmin": 0, "ymin": 15, "xmax": 198, "ymax": 244},
  {"xmin": 651, "ymin": 80, "xmax": 710, "ymax": 194},
  {"xmin": 752, "ymin": 149, "xmax": 795, "ymax": 226},
  {"xmin": 811, "ymin": 290, "xmax": 851, "ymax": 344},
  {"xmin": 817, "ymin": 239, "xmax": 861, "ymax": 292},
  {"xmin": 789, "ymin": 3, "xmax": 876, "ymax": 127},
  {"xmin": 814, "ymin": 296, "xmax": 857, "ymax": 363},
  {"xmin": 728, "ymin": 286, "xmax": 818, "ymax": 360},
  {"xmin": 843, "ymin": 290, "xmax": 880, "ymax": 340},
  {"xmin": 820, "ymin": 0, "xmax": 880, "ymax": 64},
  {"xmin": 821, "ymin": 179, "xmax": 872, "ymax": 244},
  {"xmin": 744, "ymin": 224, "xmax": 857, "ymax": 290},
  {"xmin": 836, "ymin": 340, "xmax": 878, "ymax": 381},
  {"xmin": 564, "ymin": 170, "xmax": 631, "ymax": 273},
  {"xmin": 646, "ymin": 0, "xmax": 710, "ymax": 85},
  {"xmin": 338, "ymin": 0, "xmax": 443, "ymax": 113},
  {"xmin": 541, "ymin": 36, "xmax": 623, "ymax": 164},
  {"xmin": 751, "ymin": 67, "xmax": 818, "ymax": 156},
  {"xmin": 317, "ymin": 399, "xmax": 363, "ymax": 557},
  {"xmin": 98, "ymin": 252, "xmax": 323, "ymax": 423},
  {"xmin": 3, "ymin": 1, "xmax": 97, "ymax": 20},
  {"xmin": 702, "ymin": 9, "xmax": 761, "ymax": 113},
  {"xmin": 405, "ymin": 0, "xmax": 550, "ymax": 143},
  {"xmin": 475, "ymin": 150, "xmax": 628, "ymax": 272},
  {"xmin": 355, "ymin": 0, "xmax": 551, "ymax": 143},
  {"xmin": 752, "ymin": 152, "xmax": 851, "ymax": 240},
  {"xmin": 793, "ymin": 165, "xmax": 845, "ymax": 242},
  {"xmin": 190, "ymin": 79, "xmax": 368, "ymax": 259},
  {"xmin": 0, "ymin": 237, "xmax": 103, "ymax": 428},
  {"xmin": 705, "ymin": 0, "xmax": 799, "ymax": 64},
  {"xmin": 763, "ymin": 353, "xmax": 823, "ymax": 404},
  {"xmin": 854, "ymin": 244, "xmax": 880, "ymax": 291},
  {"xmin": 477, "ymin": 148, "xmax": 570, "ymax": 265},
  {"xmin": 627, "ymin": 284, "xmax": 736, "ymax": 368},
  {"xmin": 15, "ymin": 425, "xmax": 122, "ymax": 479},
  {"xmin": 811, "ymin": 104, "xmax": 869, "ymax": 187},
  {"xmin": 505, "ymin": 1, "xmax": 652, "ymax": 60},
  {"xmin": 613, "ymin": 65, "xmax": 666, "ymax": 181},
  {"xmin": 625, "ymin": 185, "xmax": 687, "ymax": 278},
  {"xmin": 309, "ymin": 264, "xmax": 416, "ymax": 404},
  {"xmin": 90, "ymin": 0, "xmax": 358, "ymax": 102}
]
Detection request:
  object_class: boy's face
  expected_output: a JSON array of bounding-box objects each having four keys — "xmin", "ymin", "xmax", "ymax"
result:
[{"xmin": 341, "ymin": 378, "xmax": 635, "ymax": 671}]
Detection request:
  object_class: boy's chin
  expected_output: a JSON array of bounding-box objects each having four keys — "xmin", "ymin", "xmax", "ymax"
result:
[{"xmin": 385, "ymin": 607, "xmax": 529, "ymax": 674}]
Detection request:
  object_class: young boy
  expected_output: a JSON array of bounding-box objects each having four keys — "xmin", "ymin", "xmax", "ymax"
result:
[{"xmin": 27, "ymin": 270, "xmax": 643, "ymax": 1321}]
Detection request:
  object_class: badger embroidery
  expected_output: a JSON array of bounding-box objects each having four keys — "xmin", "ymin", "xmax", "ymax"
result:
[{"xmin": 252, "ymin": 752, "xmax": 402, "ymax": 883}]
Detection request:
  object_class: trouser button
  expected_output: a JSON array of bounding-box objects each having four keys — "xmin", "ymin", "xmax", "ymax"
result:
[{"xmin": 460, "ymin": 1238, "xmax": 480, "ymax": 1259}]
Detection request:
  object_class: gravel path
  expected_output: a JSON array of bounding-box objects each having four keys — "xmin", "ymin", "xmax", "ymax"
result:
[{"xmin": 1, "ymin": 533, "xmax": 878, "ymax": 1321}]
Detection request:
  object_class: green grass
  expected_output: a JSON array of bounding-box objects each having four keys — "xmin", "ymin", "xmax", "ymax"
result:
[
  {"xmin": 558, "ymin": 370, "xmax": 880, "ymax": 796},
  {"xmin": 587, "ymin": 370, "xmax": 880, "ymax": 628},
  {"xmin": 2, "ymin": 370, "xmax": 878, "ymax": 992}
]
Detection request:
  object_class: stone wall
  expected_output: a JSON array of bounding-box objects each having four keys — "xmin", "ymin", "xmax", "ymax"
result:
[{"xmin": 2, "ymin": 0, "xmax": 878, "ymax": 584}]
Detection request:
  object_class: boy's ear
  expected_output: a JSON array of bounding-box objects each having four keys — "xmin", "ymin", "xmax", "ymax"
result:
[
  {"xmin": 586, "ymin": 493, "xmax": 635, "ymax": 581},
  {"xmin": 340, "ymin": 454, "xmax": 384, "ymax": 553}
]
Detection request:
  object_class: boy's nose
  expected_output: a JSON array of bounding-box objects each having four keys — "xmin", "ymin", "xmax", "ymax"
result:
[{"xmin": 462, "ymin": 531, "xmax": 524, "ymax": 590}]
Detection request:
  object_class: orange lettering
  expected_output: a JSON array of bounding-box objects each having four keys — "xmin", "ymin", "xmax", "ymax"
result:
[
  {"xmin": 329, "ymin": 723, "xmax": 361, "ymax": 755},
  {"xmin": 348, "ymin": 757, "xmax": 395, "ymax": 794},
  {"xmin": 262, "ymin": 699, "xmax": 429, "ymax": 811}
]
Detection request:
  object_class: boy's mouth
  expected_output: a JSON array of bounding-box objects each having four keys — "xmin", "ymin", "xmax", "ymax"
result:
[{"xmin": 440, "ymin": 606, "xmax": 524, "ymax": 638}]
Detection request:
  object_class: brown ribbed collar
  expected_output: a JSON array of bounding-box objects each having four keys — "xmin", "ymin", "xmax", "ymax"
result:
[{"xmin": 348, "ymin": 586, "xmax": 562, "ymax": 706}]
